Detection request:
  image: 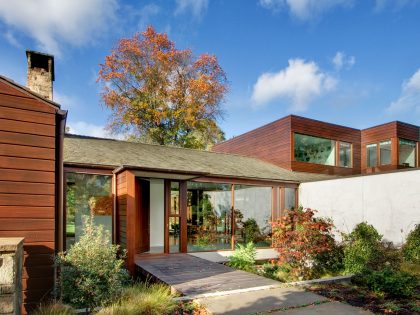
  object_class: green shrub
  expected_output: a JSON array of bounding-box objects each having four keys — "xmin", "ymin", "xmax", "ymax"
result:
[
  {"xmin": 353, "ymin": 266, "xmax": 418, "ymax": 298},
  {"xmin": 32, "ymin": 303, "xmax": 75, "ymax": 315},
  {"xmin": 97, "ymin": 283, "xmax": 176, "ymax": 315},
  {"xmin": 403, "ymin": 224, "xmax": 420, "ymax": 264},
  {"xmin": 343, "ymin": 222, "xmax": 382, "ymax": 274},
  {"xmin": 55, "ymin": 216, "xmax": 131, "ymax": 309},
  {"xmin": 314, "ymin": 240, "xmax": 344, "ymax": 276},
  {"xmin": 262, "ymin": 263, "xmax": 280, "ymax": 279},
  {"xmin": 376, "ymin": 241, "xmax": 402, "ymax": 270},
  {"xmin": 227, "ymin": 242, "xmax": 256, "ymax": 272}
]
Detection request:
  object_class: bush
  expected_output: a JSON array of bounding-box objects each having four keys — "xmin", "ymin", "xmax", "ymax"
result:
[
  {"xmin": 97, "ymin": 283, "xmax": 176, "ymax": 315},
  {"xmin": 313, "ymin": 241, "xmax": 344, "ymax": 276},
  {"xmin": 403, "ymin": 224, "xmax": 420, "ymax": 264},
  {"xmin": 227, "ymin": 242, "xmax": 256, "ymax": 272},
  {"xmin": 352, "ymin": 266, "xmax": 418, "ymax": 298},
  {"xmin": 343, "ymin": 222, "xmax": 382, "ymax": 274},
  {"xmin": 55, "ymin": 216, "xmax": 131, "ymax": 309},
  {"xmin": 272, "ymin": 207, "xmax": 335, "ymax": 279},
  {"xmin": 376, "ymin": 241, "xmax": 402, "ymax": 270},
  {"xmin": 33, "ymin": 303, "xmax": 75, "ymax": 315}
]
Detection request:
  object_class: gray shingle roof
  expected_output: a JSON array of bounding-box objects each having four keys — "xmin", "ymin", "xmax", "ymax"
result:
[{"xmin": 64, "ymin": 134, "xmax": 333, "ymax": 183}]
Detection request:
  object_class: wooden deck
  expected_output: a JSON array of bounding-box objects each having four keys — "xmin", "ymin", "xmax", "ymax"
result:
[{"xmin": 135, "ymin": 254, "xmax": 280, "ymax": 298}]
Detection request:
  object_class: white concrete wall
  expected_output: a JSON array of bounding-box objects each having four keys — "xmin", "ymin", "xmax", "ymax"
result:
[
  {"xmin": 299, "ymin": 169, "xmax": 420, "ymax": 245},
  {"xmin": 149, "ymin": 179, "xmax": 164, "ymax": 250}
]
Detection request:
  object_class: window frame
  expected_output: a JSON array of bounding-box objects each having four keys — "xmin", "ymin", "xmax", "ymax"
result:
[
  {"xmin": 379, "ymin": 139, "xmax": 392, "ymax": 166},
  {"xmin": 398, "ymin": 138, "xmax": 417, "ymax": 168}
]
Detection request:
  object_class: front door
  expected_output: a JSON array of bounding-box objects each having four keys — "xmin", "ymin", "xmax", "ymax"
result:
[{"xmin": 137, "ymin": 179, "xmax": 150, "ymax": 253}]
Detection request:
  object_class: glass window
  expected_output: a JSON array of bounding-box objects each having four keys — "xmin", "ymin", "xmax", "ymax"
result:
[
  {"xmin": 234, "ymin": 185, "xmax": 272, "ymax": 248},
  {"xmin": 294, "ymin": 133, "xmax": 336, "ymax": 166},
  {"xmin": 186, "ymin": 182, "xmax": 232, "ymax": 252},
  {"xmin": 366, "ymin": 143, "xmax": 377, "ymax": 167},
  {"xmin": 284, "ymin": 188, "xmax": 296, "ymax": 210},
  {"xmin": 339, "ymin": 142, "xmax": 352, "ymax": 168},
  {"xmin": 380, "ymin": 140, "xmax": 391, "ymax": 165},
  {"xmin": 169, "ymin": 182, "xmax": 180, "ymax": 253},
  {"xmin": 65, "ymin": 173, "xmax": 112, "ymax": 249},
  {"xmin": 399, "ymin": 139, "xmax": 416, "ymax": 167}
]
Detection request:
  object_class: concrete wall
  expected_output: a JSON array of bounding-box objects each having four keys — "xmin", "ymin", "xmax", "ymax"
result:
[
  {"xmin": 149, "ymin": 179, "xmax": 164, "ymax": 250},
  {"xmin": 299, "ymin": 169, "xmax": 420, "ymax": 244},
  {"xmin": 0, "ymin": 238, "xmax": 23, "ymax": 315}
]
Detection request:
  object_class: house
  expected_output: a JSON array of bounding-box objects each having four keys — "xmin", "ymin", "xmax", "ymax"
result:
[
  {"xmin": 0, "ymin": 51, "xmax": 419, "ymax": 312},
  {"xmin": 213, "ymin": 115, "xmax": 419, "ymax": 175}
]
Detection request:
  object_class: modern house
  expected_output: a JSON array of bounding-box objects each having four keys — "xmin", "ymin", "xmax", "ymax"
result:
[{"xmin": 0, "ymin": 51, "xmax": 419, "ymax": 312}]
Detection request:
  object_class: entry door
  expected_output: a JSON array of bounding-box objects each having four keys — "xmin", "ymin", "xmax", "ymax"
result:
[{"xmin": 137, "ymin": 179, "xmax": 150, "ymax": 253}]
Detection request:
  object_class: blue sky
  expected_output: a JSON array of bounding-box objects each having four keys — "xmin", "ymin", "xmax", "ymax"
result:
[{"xmin": 1, "ymin": 0, "xmax": 420, "ymax": 139}]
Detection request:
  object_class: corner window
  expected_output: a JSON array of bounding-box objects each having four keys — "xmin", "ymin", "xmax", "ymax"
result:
[
  {"xmin": 380, "ymin": 140, "xmax": 391, "ymax": 165},
  {"xmin": 294, "ymin": 133, "xmax": 336, "ymax": 166},
  {"xmin": 65, "ymin": 173, "xmax": 112, "ymax": 249},
  {"xmin": 284, "ymin": 188, "xmax": 296, "ymax": 210},
  {"xmin": 399, "ymin": 139, "xmax": 416, "ymax": 167},
  {"xmin": 366, "ymin": 143, "xmax": 377, "ymax": 167},
  {"xmin": 339, "ymin": 142, "xmax": 352, "ymax": 168}
]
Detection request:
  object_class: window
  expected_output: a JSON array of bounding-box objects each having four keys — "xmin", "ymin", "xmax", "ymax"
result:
[
  {"xmin": 339, "ymin": 142, "xmax": 352, "ymax": 168},
  {"xmin": 186, "ymin": 182, "xmax": 232, "ymax": 251},
  {"xmin": 294, "ymin": 133, "xmax": 336, "ymax": 166},
  {"xmin": 399, "ymin": 139, "xmax": 416, "ymax": 167},
  {"xmin": 366, "ymin": 143, "xmax": 377, "ymax": 167},
  {"xmin": 169, "ymin": 182, "xmax": 180, "ymax": 253},
  {"xmin": 284, "ymin": 188, "xmax": 296, "ymax": 210},
  {"xmin": 234, "ymin": 185, "xmax": 272, "ymax": 247},
  {"xmin": 65, "ymin": 173, "xmax": 112, "ymax": 249},
  {"xmin": 379, "ymin": 140, "xmax": 391, "ymax": 165}
]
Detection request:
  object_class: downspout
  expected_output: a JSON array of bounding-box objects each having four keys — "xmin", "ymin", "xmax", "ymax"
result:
[{"xmin": 55, "ymin": 109, "xmax": 67, "ymax": 298}]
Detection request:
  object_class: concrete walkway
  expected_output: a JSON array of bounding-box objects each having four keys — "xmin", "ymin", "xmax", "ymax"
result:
[{"xmin": 135, "ymin": 254, "xmax": 373, "ymax": 315}]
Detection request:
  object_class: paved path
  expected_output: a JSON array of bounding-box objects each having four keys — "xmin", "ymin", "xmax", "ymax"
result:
[{"xmin": 135, "ymin": 254, "xmax": 373, "ymax": 315}]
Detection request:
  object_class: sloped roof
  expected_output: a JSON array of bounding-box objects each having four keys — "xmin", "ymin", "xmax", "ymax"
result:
[
  {"xmin": 64, "ymin": 134, "xmax": 333, "ymax": 183},
  {"xmin": 0, "ymin": 75, "xmax": 61, "ymax": 110}
]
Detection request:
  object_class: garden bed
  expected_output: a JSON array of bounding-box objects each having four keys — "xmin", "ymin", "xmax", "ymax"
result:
[{"xmin": 307, "ymin": 281, "xmax": 420, "ymax": 315}]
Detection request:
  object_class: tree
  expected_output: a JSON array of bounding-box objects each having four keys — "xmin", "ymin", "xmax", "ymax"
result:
[{"xmin": 98, "ymin": 26, "xmax": 228, "ymax": 149}]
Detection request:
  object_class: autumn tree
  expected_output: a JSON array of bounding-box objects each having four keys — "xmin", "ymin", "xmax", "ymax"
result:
[{"xmin": 98, "ymin": 26, "xmax": 228, "ymax": 149}]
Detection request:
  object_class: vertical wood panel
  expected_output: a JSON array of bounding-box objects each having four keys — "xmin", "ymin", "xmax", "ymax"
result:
[{"xmin": 179, "ymin": 181, "xmax": 188, "ymax": 253}]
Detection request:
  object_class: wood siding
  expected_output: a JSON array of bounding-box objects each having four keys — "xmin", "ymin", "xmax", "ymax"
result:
[
  {"xmin": 213, "ymin": 116, "xmax": 292, "ymax": 169},
  {"xmin": 116, "ymin": 172, "xmax": 127, "ymax": 250},
  {"xmin": 0, "ymin": 79, "xmax": 59, "ymax": 313}
]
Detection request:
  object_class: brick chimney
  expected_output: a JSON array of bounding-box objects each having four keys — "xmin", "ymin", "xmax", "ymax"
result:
[{"xmin": 26, "ymin": 50, "xmax": 54, "ymax": 101}]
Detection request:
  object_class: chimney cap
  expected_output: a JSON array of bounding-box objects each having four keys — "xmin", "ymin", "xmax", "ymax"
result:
[{"xmin": 26, "ymin": 50, "xmax": 55, "ymax": 81}]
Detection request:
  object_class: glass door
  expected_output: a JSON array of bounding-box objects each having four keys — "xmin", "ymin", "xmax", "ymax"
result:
[{"xmin": 168, "ymin": 181, "xmax": 180, "ymax": 253}]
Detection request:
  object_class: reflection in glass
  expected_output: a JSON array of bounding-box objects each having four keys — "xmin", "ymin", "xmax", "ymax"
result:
[
  {"xmin": 234, "ymin": 185, "xmax": 272, "ymax": 247},
  {"xmin": 366, "ymin": 143, "xmax": 377, "ymax": 167},
  {"xmin": 399, "ymin": 139, "xmax": 416, "ymax": 167},
  {"xmin": 339, "ymin": 142, "xmax": 352, "ymax": 168},
  {"xmin": 186, "ymin": 182, "xmax": 232, "ymax": 251},
  {"xmin": 170, "ymin": 182, "xmax": 179, "ymax": 215},
  {"xmin": 65, "ymin": 173, "xmax": 112, "ymax": 249},
  {"xmin": 169, "ymin": 216, "xmax": 180, "ymax": 253},
  {"xmin": 284, "ymin": 188, "xmax": 296, "ymax": 210},
  {"xmin": 294, "ymin": 133, "xmax": 336, "ymax": 166},
  {"xmin": 380, "ymin": 140, "xmax": 391, "ymax": 166}
]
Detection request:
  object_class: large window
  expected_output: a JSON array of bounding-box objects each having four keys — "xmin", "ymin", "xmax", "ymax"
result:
[
  {"xmin": 169, "ymin": 182, "xmax": 180, "ymax": 253},
  {"xmin": 65, "ymin": 173, "xmax": 112, "ymax": 249},
  {"xmin": 366, "ymin": 143, "xmax": 377, "ymax": 167},
  {"xmin": 284, "ymin": 188, "xmax": 296, "ymax": 210},
  {"xmin": 399, "ymin": 139, "xmax": 416, "ymax": 167},
  {"xmin": 339, "ymin": 142, "xmax": 352, "ymax": 168},
  {"xmin": 186, "ymin": 182, "xmax": 232, "ymax": 251},
  {"xmin": 380, "ymin": 140, "xmax": 391, "ymax": 165},
  {"xmin": 234, "ymin": 185, "xmax": 272, "ymax": 248},
  {"xmin": 294, "ymin": 133, "xmax": 336, "ymax": 166}
]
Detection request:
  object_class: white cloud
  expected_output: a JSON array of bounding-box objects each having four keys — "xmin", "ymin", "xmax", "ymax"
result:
[
  {"xmin": 136, "ymin": 4, "xmax": 160, "ymax": 31},
  {"xmin": 0, "ymin": 0, "xmax": 118, "ymax": 56},
  {"xmin": 259, "ymin": 0, "xmax": 353, "ymax": 21},
  {"xmin": 251, "ymin": 58, "xmax": 337, "ymax": 111},
  {"xmin": 387, "ymin": 69, "xmax": 420, "ymax": 114},
  {"xmin": 332, "ymin": 51, "xmax": 356, "ymax": 71},
  {"xmin": 54, "ymin": 91, "xmax": 79, "ymax": 109},
  {"xmin": 3, "ymin": 30, "xmax": 21, "ymax": 48},
  {"xmin": 175, "ymin": 0, "xmax": 209, "ymax": 19},
  {"xmin": 67, "ymin": 121, "xmax": 123, "ymax": 139}
]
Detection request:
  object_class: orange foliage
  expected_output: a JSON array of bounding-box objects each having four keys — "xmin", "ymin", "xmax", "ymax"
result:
[{"xmin": 98, "ymin": 26, "xmax": 228, "ymax": 149}]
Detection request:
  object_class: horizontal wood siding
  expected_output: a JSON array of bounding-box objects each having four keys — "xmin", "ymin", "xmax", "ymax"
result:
[
  {"xmin": 290, "ymin": 116, "xmax": 361, "ymax": 175},
  {"xmin": 213, "ymin": 116, "xmax": 292, "ymax": 169},
  {"xmin": 0, "ymin": 80, "xmax": 57, "ymax": 313},
  {"xmin": 396, "ymin": 122, "xmax": 420, "ymax": 141},
  {"xmin": 117, "ymin": 172, "xmax": 127, "ymax": 250}
]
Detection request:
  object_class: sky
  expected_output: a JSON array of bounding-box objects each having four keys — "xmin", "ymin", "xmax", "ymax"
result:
[{"xmin": 1, "ymin": 0, "xmax": 420, "ymax": 139}]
